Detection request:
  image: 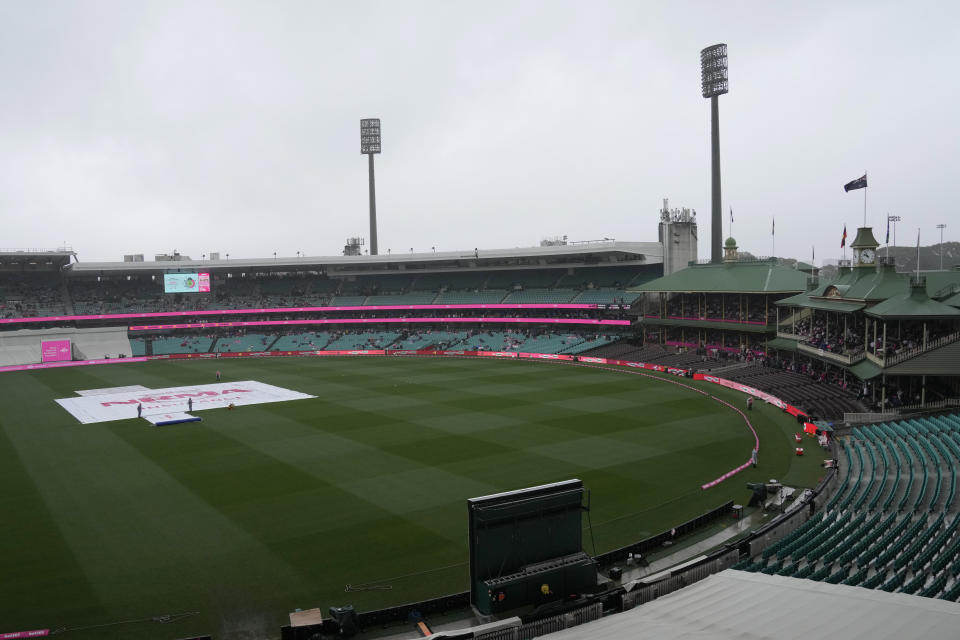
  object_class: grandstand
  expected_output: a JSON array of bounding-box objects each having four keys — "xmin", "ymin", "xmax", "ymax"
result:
[
  {"xmin": 630, "ymin": 231, "xmax": 960, "ymax": 420},
  {"xmin": 7, "ymin": 228, "xmax": 960, "ymax": 640},
  {"xmin": 736, "ymin": 412, "xmax": 960, "ymax": 600}
]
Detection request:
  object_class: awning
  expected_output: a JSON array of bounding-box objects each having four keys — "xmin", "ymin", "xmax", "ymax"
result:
[
  {"xmin": 849, "ymin": 359, "xmax": 883, "ymax": 380},
  {"xmin": 800, "ymin": 299, "xmax": 866, "ymax": 313},
  {"xmin": 766, "ymin": 337, "xmax": 799, "ymax": 352}
]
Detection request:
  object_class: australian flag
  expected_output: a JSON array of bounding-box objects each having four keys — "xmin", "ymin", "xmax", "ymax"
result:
[{"xmin": 844, "ymin": 174, "xmax": 868, "ymax": 192}]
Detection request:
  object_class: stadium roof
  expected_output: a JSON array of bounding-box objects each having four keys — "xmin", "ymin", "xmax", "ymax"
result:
[
  {"xmin": 64, "ymin": 241, "xmax": 663, "ymax": 275},
  {"xmin": 545, "ymin": 570, "xmax": 960, "ymax": 640},
  {"xmin": 0, "ymin": 247, "xmax": 76, "ymax": 271},
  {"xmin": 631, "ymin": 259, "xmax": 808, "ymax": 294},
  {"xmin": 778, "ymin": 266, "xmax": 960, "ymax": 313},
  {"xmin": 865, "ymin": 284, "xmax": 960, "ymax": 319}
]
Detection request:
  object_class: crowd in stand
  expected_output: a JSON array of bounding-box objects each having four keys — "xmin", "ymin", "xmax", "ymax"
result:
[
  {"xmin": 0, "ymin": 271, "xmax": 644, "ymax": 318},
  {"xmin": 789, "ymin": 314, "xmax": 959, "ymax": 359},
  {"xmin": 657, "ymin": 293, "xmax": 777, "ymax": 324},
  {"xmin": 133, "ymin": 325, "xmax": 623, "ymax": 356},
  {"xmin": 792, "ymin": 317, "xmax": 866, "ymax": 354}
]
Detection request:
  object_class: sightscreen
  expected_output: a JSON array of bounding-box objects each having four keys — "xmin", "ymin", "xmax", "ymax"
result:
[
  {"xmin": 468, "ymin": 479, "xmax": 591, "ymax": 612},
  {"xmin": 164, "ymin": 272, "xmax": 210, "ymax": 293}
]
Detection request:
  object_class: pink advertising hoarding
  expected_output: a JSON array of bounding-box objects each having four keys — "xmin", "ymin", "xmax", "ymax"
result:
[
  {"xmin": 0, "ymin": 303, "xmax": 601, "ymax": 325},
  {"xmin": 40, "ymin": 340, "xmax": 71, "ymax": 363}
]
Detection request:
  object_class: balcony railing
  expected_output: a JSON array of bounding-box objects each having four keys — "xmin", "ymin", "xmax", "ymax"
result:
[
  {"xmin": 871, "ymin": 330, "xmax": 960, "ymax": 367},
  {"xmin": 797, "ymin": 342, "xmax": 865, "ymax": 366}
]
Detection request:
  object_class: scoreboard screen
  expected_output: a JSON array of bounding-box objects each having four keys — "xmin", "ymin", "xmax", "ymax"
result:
[{"xmin": 164, "ymin": 272, "xmax": 210, "ymax": 293}]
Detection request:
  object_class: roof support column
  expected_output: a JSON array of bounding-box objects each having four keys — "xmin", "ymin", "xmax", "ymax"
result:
[
  {"xmin": 923, "ymin": 322, "xmax": 928, "ymax": 351},
  {"xmin": 881, "ymin": 373, "xmax": 886, "ymax": 410},
  {"xmin": 922, "ymin": 375, "xmax": 926, "ymax": 407},
  {"xmin": 882, "ymin": 322, "xmax": 888, "ymax": 365}
]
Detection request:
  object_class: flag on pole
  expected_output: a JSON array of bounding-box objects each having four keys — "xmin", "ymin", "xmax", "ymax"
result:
[
  {"xmin": 772, "ymin": 217, "xmax": 775, "ymax": 236},
  {"xmin": 841, "ymin": 225, "xmax": 847, "ymax": 248},
  {"xmin": 812, "ymin": 246, "xmax": 815, "ymax": 261},
  {"xmin": 730, "ymin": 207, "xmax": 733, "ymax": 223},
  {"xmin": 886, "ymin": 217, "xmax": 890, "ymax": 244},
  {"xmin": 844, "ymin": 174, "xmax": 868, "ymax": 192}
]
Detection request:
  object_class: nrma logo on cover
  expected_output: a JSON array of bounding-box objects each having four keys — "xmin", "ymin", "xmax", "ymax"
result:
[{"xmin": 56, "ymin": 381, "xmax": 314, "ymax": 424}]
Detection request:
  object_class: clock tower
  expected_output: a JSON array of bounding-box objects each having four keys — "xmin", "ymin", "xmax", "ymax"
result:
[{"xmin": 850, "ymin": 226, "xmax": 880, "ymax": 267}]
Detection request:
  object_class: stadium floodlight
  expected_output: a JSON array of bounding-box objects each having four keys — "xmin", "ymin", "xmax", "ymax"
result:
[
  {"xmin": 701, "ymin": 44, "xmax": 729, "ymax": 264},
  {"xmin": 700, "ymin": 44, "xmax": 729, "ymax": 98},
  {"xmin": 361, "ymin": 118, "xmax": 381, "ymax": 255},
  {"xmin": 938, "ymin": 223, "xmax": 947, "ymax": 270}
]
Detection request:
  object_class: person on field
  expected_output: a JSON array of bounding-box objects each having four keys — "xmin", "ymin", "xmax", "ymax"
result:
[
  {"xmin": 216, "ymin": 370, "xmax": 221, "ymax": 382},
  {"xmin": 188, "ymin": 397, "xmax": 193, "ymax": 412},
  {"xmin": 747, "ymin": 396, "xmax": 754, "ymax": 411},
  {"xmin": 137, "ymin": 403, "xmax": 142, "ymax": 418}
]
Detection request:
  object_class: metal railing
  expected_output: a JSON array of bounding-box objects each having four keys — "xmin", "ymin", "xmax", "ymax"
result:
[
  {"xmin": 843, "ymin": 411, "xmax": 901, "ymax": 425},
  {"xmin": 0, "ymin": 246, "xmax": 74, "ymax": 254},
  {"xmin": 474, "ymin": 603, "xmax": 603, "ymax": 640},
  {"xmin": 879, "ymin": 330, "xmax": 960, "ymax": 367},
  {"xmin": 796, "ymin": 342, "xmax": 865, "ymax": 365},
  {"xmin": 621, "ymin": 549, "xmax": 739, "ymax": 610}
]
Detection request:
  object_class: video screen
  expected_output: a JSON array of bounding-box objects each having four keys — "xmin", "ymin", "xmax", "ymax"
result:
[{"xmin": 164, "ymin": 272, "xmax": 210, "ymax": 293}]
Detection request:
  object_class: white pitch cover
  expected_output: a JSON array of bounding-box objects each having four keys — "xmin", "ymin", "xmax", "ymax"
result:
[
  {"xmin": 74, "ymin": 385, "xmax": 153, "ymax": 397},
  {"xmin": 57, "ymin": 381, "xmax": 315, "ymax": 424}
]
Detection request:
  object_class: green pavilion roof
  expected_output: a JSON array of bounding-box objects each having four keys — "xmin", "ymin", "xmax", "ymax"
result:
[
  {"xmin": 631, "ymin": 260, "xmax": 808, "ymax": 294},
  {"xmin": 865, "ymin": 285, "xmax": 960, "ymax": 319}
]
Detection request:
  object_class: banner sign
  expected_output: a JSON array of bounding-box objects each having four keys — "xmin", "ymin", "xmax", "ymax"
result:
[
  {"xmin": 40, "ymin": 339, "xmax": 71, "ymax": 362},
  {"xmin": 0, "ymin": 357, "xmax": 148, "ymax": 374},
  {"xmin": 0, "ymin": 303, "xmax": 602, "ymax": 325},
  {"xmin": 694, "ymin": 374, "xmax": 787, "ymax": 410},
  {"xmin": 518, "ymin": 353, "xmax": 574, "ymax": 361},
  {"xmin": 129, "ymin": 317, "xmax": 631, "ymax": 331}
]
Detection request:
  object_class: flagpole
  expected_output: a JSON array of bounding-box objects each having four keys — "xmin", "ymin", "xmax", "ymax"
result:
[
  {"xmin": 863, "ymin": 170, "xmax": 867, "ymax": 227},
  {"xmin": 916, "ymin": 228, "xmax": 921, "ymax": 278}
]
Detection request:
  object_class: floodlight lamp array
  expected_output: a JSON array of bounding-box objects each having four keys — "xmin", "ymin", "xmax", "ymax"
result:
[
  {"xmin": 360, "ymin": 118, "xmax": 381, "ymax": 154},
  {"xmin": 700, "ymin": 44, "xmax": 729, "ymax": 98}
]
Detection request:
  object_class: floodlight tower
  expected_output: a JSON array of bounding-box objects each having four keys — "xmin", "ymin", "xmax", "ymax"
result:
[
  {"xmin": 938, "ymin": 223, "xmax": 947, "ymax": 270},
  {"xmin": 361, "ymin": 118, "xmax": 382, "ymax": 255},
  {"xmin": 701, "ymin": 44, "xmax": 729, "ymax": 263}
]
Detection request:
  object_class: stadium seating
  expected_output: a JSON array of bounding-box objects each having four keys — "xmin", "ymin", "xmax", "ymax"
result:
[
  {"xmin": 716, "ymin": 364, "xmax": 866, "ymax": 420},
  {"xmin": 151, "ymin": 336, "xmax": 214, "ymax": 355},
  {"xmin": 271, "ymin": 332, "xmax": 332, "ymax": 351},
  {"xmin": 323, "ymin": 331, "xmax": 400, "ymax": 350},
  {"xmin": 364, "ymin": 293, "xmax": 438, "ymax": 305},
  {"xmin": 431, "ymin": 290, "xmax": 508, "ymax": 304},
  {"xmin": 571, "ymin": 288, "xmax": 637, "ymax": 304},
  {"xmin": 501, "ymin": 288, "xmax": 578, "ymax": 304},
  {"xmin": 214, "ymin": 334, "xmax": 275, "ymax": 352},
  {"xmin": 748, "ymin": 411, "xmax": 960, "ymax": 601}
]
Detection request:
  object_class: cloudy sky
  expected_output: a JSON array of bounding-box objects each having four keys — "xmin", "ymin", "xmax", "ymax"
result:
[{"xmin": 0, "ymin": 1, "xmax": 955, "ymax": 263}]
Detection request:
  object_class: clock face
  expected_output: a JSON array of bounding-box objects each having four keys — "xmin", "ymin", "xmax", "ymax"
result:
[{"xmin": 860, "ymin": 248, "xmax": 875, "ymax": 264}]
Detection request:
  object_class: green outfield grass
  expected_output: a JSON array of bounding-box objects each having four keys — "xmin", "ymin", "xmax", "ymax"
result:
[{"xmin": 0, "ymin": 356, "xmax": 824, "ymax": 639}]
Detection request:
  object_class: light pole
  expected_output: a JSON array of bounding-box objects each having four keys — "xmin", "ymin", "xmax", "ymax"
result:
[
  {"xmin": 888, "ymin": 215, "xmax": 901, "ymax": 267},
  {"xmin": 701, "ymin": 44, "xmax": 729, "ymax": 264},
  {"xmin": 361, "ymin": 118, "xmax": 382, "ymax": 255},
  {"xmin": 938, "ymin": 224, "xmax": 947, "ymax": 270}
]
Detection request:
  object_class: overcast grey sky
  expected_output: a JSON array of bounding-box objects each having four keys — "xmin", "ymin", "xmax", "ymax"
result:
[{"xmin": 0, "ymin": 1, "xmax": 956, "ymax": 263}]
